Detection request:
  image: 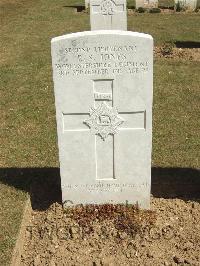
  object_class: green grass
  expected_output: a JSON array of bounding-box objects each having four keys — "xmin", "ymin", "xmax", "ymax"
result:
[
  {"xmin": 153, "ymin": 59, "xmax": 200, "ymax": 167},
  {"xmin": 0, "ymin": 184, "xmax": 27, "ymax": 266},
  {"xmin": 128, "ymin": 13, "xmax": 200, "ymax": 45},
  {"xmin": 0, "ymin": 0, "xmax": 200, "ymax": 264}
]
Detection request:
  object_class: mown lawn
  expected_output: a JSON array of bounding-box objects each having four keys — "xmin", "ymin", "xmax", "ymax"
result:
[{"xmin": 0, "ymin": 0, "xmax": 200, "ymax": 264}]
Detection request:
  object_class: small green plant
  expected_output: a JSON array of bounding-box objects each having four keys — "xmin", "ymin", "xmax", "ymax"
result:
[
  {"xmin": 175, "ymin": 1, "xmax": 182, "ymax": 12},
  {"xmin": 161, "ymin": 43, "xmax": 174, "ymax": 56},
  {"xmin": 137, "ymin": 7, "xmax": 146, "ymax": 13},
  {"xmin": 149, "ymin": 7, "xmax": 161, "ymax": 13}
]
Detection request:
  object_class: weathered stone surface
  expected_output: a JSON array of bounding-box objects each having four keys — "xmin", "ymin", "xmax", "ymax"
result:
[
  {"xmin": 90, "ymin": 0, "xmax": 127, "ymax": 30},
  {"xmin": 51, "ymin": 31, "xmax": 153, "ymax": 208}
]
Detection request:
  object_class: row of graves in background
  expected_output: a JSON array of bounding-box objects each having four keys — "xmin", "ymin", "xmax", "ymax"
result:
[
  {"xmin": 85, "ymin": 0, "xmax": 200, "ymax": 11},
  {"xmin": 51, "ymin": 0, "xmax": 153, "ymax": 209},
  {"xmin": 173, "ymin": 0, "xmax": 199, "ymax": 10},
  {"xmin": 135, "ymin": 0, "xmax": 199, "ymax": 10}
]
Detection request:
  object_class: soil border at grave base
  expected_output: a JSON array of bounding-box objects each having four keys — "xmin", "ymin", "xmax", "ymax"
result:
[
  {"xmin": 14, "ymin": 196, "xmax": 200, "ymax": 265},
  {"xmin": 154, "ymin": 47, "xmax": 200, "ymax": 61},
  {"xmin": 11, "ymin": 198, "xmax": 32, "ymax": 266},
  {"xmin": 11, "ymin": 193, "xmax": 200, "ymax": 265}
]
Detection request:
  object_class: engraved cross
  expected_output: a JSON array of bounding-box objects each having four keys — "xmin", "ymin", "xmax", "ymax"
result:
[{"xmin": 63, "ymin": 79, "xmax": 146, "ymax": 181}]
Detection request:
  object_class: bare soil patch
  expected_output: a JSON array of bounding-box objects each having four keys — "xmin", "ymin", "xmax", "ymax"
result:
[
  {"xmin": 20, "ymin": 197, "xmax": 200, "ymax": 266},
  {"xmin": 154, "ymin": 47, "xmax": 200, "ymax": 61}
]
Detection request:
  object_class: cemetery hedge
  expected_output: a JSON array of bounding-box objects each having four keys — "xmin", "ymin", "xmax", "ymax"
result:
[{"xmin": 0, "ymin": 0, "xmax": 199, "ymax": 265}]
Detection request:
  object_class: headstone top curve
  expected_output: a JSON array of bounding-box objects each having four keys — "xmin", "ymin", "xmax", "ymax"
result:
[{"xmin": 51, "ymin": 30, "xmax": 153, "ymax": 43}]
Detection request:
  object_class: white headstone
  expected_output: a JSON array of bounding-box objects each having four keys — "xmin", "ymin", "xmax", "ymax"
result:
[
  {"xmin": 135, "ymin": 0, "xmax": 144, "ymax": 8},
  {"xmin": 146, "ymin": 0, "xmax": 158, "ymax": 7},
  {"xmin": 51, "ymin": 31, "xmax": 153, "ymax": 209},
  {"xmin": 136, "ymin": 0, "xmax": 158, "ymax": 8},
  {"xmin": 90, "ymin": 0, "xmax": 127, "ymax": 30}
]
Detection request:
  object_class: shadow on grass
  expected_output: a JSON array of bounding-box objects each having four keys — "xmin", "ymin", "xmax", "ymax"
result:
[
  {"xmin": 0, "ymin": 168, "xmax": 62, "ymax": 211},
  {"xmin": 174, "ymin": 41, "xmax": 200, "ymax": 48},
  {"xmin": 0, "ymin": 167, "xmax": 199, "ymax": 211},
  {"xmin": 151, "ymin": 167, "xmax": 200, "ymax": 198},
  {"xmin": 63, "ymin": 5, "xmax": 86, "ymax": 12}
]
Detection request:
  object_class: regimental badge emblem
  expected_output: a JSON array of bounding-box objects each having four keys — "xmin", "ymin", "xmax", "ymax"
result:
[
  {"xmin": 84, "ymin": 102, "xmax": 124, "ymax": 140},
  {"xmin": 100, "ymin": 0, "xmax": 115, "ymax": 15}
]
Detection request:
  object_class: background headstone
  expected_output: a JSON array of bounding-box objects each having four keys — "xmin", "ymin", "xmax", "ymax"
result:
[
  {"xmin": 90, "ymin": 0, "xmax": 127, "ymax": 30},
  {"xmin": 175, "ymin": 0, "xmax": 197, "ymax": 10},
  {"xmin": 51, "ymin": 31, "xmax": 153, "ymax": 209},
  {"xmin": 135, "ymin": 0, "xmax": 158, "ymax": 8},
  {"xmin": 135, "ymin": 0, "xmax": 144, "ymax": 8},
  {"xmin": 146, "ymin": 0, "xmax": 158, "ymax": 8}
]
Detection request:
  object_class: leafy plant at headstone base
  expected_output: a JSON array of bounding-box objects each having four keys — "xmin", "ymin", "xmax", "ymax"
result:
[
  {"xmin": 86, "ymin": 6, "xmax": 90, "ymax": 14},
  {"xmin": 175, "ymin": 1, "xmax": 182, "ymax": 11},
  {"xmin": 160, "ymin": 42, "xmax": 174, "ymax": 56},
  {"xmin": 137, "ymin": 7, "xmax": 146, "ymax": 13},
  {"xmin": 149, "ymin": 7, "xmax": 161, "ymax": 13}
]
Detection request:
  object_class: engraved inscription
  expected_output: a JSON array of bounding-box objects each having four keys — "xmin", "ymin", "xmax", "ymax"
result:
[
  {"xmin": 62, "ymin": 182, "xmax": 149, "ymax": 192},
  {"xmin": 84, "ymin": 102, "xmax": 124, "ymax": 140},
  {"xmin": 94, "ymin": 92, "xmax": 112, "ymax": 101},
  {"xmin": 54, "ymin": 44, "xmax": 150, "ymax": 77}
]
